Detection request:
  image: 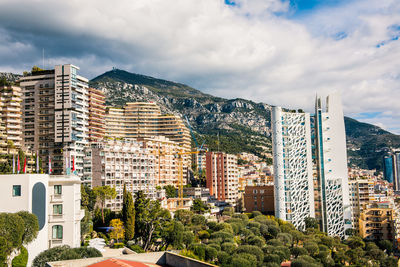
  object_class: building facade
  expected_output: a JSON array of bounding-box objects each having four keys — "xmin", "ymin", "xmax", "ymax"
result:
[
  {"xmin": 272, "ymin": 92, "xmax": 351, "ymax": 238},
  {"xmin": 244, "ymin": 185, "xmax": 274, "ymax": 214},
  {"xmin": 84, "ymin": 140, "xmax": 157, "ymax": 211},
  {"xmin": 359, "ymin": 202, "xmax": 395, "ymax": 242},
  {"xmin": 0, "ymin": 174, "xmax": 83, "ymax": 266},
  {"xmin": 272, "ymin": 107, "xmax": 315, "ymax": 230},
  {"xmin": 313, "ymin": 93, "xmax": 352, "ymax": 237},
  {"xmin": 19, "ymin": 65, "xmax": 89, "ymax": 176},
  {"xmin": 205, "ymin": 151, "xmax": 239, "ymax": 205},
  {"xmin": 105, "ymin": 102, "xmax": 191, "ymax": 152},
  {"xmin": 0, "ymin": 85, "xmax": 23, "ymax": 149},
  {"xmin": 88, "ymin": 88, "xmax": 106, "ymax": 143},
  {"xmin": 349, "ymin": 179, "xmax": 375, "ymax": 231}
]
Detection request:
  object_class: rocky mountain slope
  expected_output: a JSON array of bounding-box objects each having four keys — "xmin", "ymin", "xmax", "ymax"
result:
[{"xmin": 90, "ymin": 69, "xmax": 400, "ymax": 171}]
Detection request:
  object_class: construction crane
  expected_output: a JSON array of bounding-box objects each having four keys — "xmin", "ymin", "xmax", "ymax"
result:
[
  {"xmin": 184, "ymin": 116, "xmax": 206, "ymax": 176},
  {"xmin": 152, "ymin": 148, "xmax": 199, "ymax": 209}
]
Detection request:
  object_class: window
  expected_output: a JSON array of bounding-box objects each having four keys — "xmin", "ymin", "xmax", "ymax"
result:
[
  {"xmin": 54, "ymin": 185, "xmax": 62, "ymax": 195},
  {"xmin": 52, "ymin": 225, "xmax": 63, "ymax": 239},
  {"xmin": 12, "ymin": 185, "xmax": 21, "ymax": 197},
  {"xmin": 53, "ymin": 204, "xmax": 63, "ymax": 215}
]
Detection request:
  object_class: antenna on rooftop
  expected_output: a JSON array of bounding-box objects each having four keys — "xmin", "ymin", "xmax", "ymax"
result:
[{"xmin": 42, "ymin": 48, "xmax": 45, "ymax": 69}]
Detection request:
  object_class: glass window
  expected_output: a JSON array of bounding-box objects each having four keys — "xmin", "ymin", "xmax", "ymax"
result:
[
  {"xmin": 53, "ymin": 204, "xmax": 63, "ymax": 215},
  {"xmin": 54, "ymin": 185, "xmax": 62, "ymax": 195},
  {"xmin": 52, "ymin": 225, "xmax": 63, "ymax": 239},
  {"xmin": 12, "ymin": 185, "xmax": 21, "ymax": 197}
]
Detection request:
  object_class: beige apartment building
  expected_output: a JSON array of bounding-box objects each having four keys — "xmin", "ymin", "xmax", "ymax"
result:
[
  {"xmin": 0, "ymin": 85, "xmax": 22, "ymax": 149},
  {"xmin": 88, "ymin": 88, "xmax": 106, "ymax": 142},
  {"xmin": 141, "ymin": 136, "xmax": 189, "ymax": 187},
  {"xmin": 349, "ymin": 179, "xmax": 375, "ymax": 231},
  {"xmin": 359, "ymin": 202, "xmax": 395, "ymax": 242},
  {"xmin": 0, "ymin": 117, "xmax": 7, "ymax": 161},
  {"xmin": 19, "ymin": 65, "xmax": 89, "ymax": 176},
  {"xmin": 84, "ymin": 140, "xmax": 157, "ymax": 211},
  {"xmin": 206, "ymin": 151, "xmax": 239, "ymax": 205},
  {"xmin": 105, "ymin": 102, "xmax": 191, "ymax": 152}
]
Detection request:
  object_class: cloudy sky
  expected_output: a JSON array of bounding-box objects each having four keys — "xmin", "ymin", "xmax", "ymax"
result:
[{"xmin": 1, "ymin": 0, "xmax": 399, "ymax": 133}]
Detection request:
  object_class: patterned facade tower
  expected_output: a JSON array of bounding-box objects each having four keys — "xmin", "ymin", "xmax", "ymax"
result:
[
  {"xmin": 272, "ymin": 107, "xmax": 315, "ymax": 230},
  {"xmin": 314, "ymin": 92, "xmax": 352, "ymax": 238}
]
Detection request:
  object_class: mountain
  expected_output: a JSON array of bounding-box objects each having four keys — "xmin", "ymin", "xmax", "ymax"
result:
[{"xmin": 89, "ymin": 69, "xmax": 399, "ymax": 171}]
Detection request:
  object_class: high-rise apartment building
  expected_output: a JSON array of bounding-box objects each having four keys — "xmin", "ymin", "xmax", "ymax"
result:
[
  {"xmin": 0, "ymin": 116, "xmax": 7, "ymax": 161},
  {"xmin": 88, "ymin": 88, "xmax": 106, "ymax": 142},
  {"xmin": 19, "ymin": 64, "xmax": 89, "ymax": 176},
  {"xmin": 313, "ymin": 93, "xmax": 351, "ymax": 237},
  {"xmin": 105, "ymin": 102, "xmax": 191, "ymax": 152},
  {"xmin": 349, "ymin": 179, "xmax": 375, "ymax": 231},
  {"xmin": 272, "ymin": 92, "xmax": 351, "ymax": 238},
  {"xmin": 84, "ymin": 140, "xmax": 157, "ymax": 211},
  {"xmin": 272, "ymin": 107, "xmax": 315, "ymax": 230},
  {"xmin": 0, "ymin": 85, "xmax": 23, "ymax": 149},
  {"xmin": 140, "ymin": 136, "xmax": 188, "ymax": 187},
  {"xmin": 205, "ymin": 151, "xmax": 239, "ymax": 205}
]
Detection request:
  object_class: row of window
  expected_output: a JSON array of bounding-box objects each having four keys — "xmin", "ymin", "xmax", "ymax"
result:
[{"xmin": 12, "ymin": 184, "xmax": 62, "ymax": 197}]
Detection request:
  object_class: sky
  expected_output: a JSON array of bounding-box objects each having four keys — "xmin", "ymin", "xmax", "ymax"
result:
[{"xmin": 0, "ymin": 0, "xmax": 399, "ymax": 133}]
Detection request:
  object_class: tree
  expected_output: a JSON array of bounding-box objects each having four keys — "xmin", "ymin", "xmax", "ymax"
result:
[
  {"xmin": 378, "ymin": 240, "xmax": 393, "ymax": 255},
  {"xmin": 0, "ymin": 213, "xmax": 24, "ymax": 265},
  {"xmin": 81, "ymin": 185, "xmax": 96, "ymax": 212},
  {"xmin": 163, "ymin": 185, "xmax": 176, "ymax": 198},
  {"xmin": 11, "ymin": 245, "xmax": 28, "ymax": 267},
  {"xmin": 182, "ymin": 231, "xmax": 194, "ymax": 248},
  {"xmin": 134, "ymin": 191, "xmax": 171, "ymax": 250},
  {"xmin": 109, "ymin": 219, "xmax": 125, "ymax": 243},
  {"xmin": 93, "ymin": 186, "xmax": 117, "ymax": 224},
  {"xmin": 81, "ymin": 208, "xmax": 93, "ymax": 241},
  {"xmin": 165, "ymin": 221, "xmax": 184, "ymax": 249},
  {"xmin": 191, "ymin": 199, "xmax": 209, "ymax": 214},
  {"xmin": 122, "ymin": 184, "xmax": 135, "ymax": 241},
  {"xmin": 174, "ymin": 209, "xmax": 193, "ymax": 225},
  {"xmin": 16, "ymin": 211, "xmax": 39, "ymax": 245},
  {"xmin": 304, "ymin": 217, "xmax": 319, "ymax": 230}
]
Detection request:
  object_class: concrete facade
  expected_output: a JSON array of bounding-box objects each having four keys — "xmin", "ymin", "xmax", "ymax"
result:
[
  {"xmin": 0, "ymin": 174, "xmax": 83, "ymax": 266},
  {"xmin": 205, "ymin": 151, "xmax": 239, "ymax": 205},
  {"xmin": 19, "ymin": 65, "xmax": 89, "ymax": 177}
]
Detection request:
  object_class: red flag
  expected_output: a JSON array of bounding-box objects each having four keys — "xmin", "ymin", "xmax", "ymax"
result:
[
  {"xmin": 23, "ymin": 158, "xmax": 27, "ymax": 173},
  {"xmin": 49, "ymin": 156, "xmax": 52, "ymax": 174},
  {"xmin": 72, "ymin": 156, "xmax": 75, "ymax": 172},
  {"xmin": 17, "ymin": 155, "xmax": 20, "ymax": 173}
]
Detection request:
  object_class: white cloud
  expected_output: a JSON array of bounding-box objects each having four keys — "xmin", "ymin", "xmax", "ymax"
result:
[{"xmin": 0, "ymin": 0, "xmax": 399, "ymax": 133}]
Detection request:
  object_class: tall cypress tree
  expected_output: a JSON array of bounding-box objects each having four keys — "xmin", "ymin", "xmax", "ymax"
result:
[{"xmin": 122, "ymin": 184, "xmax": 135, "ymax": 241}]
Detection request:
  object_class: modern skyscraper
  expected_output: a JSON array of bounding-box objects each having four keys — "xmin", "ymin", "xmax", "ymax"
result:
[
  {"xmin": 20, "ymin": 64, "xmax": 89, "ymax": 176},
  {"xmin": 394, "ymin": 152, "xmax": 400, "ymax": 191},
  {"xmin": 383, "ymin": 155, "xmax": 394, "ymax": 184},
  {"xmin": 313, "ymin": 92, "xmax": 351, "ymax": 238},
  {"xmin": 272, "ymin": 92, "xmax": 351, "ymax": 238},
  {"xmin": 272, "ymin": 107, "xmax": 315, "ymax": 230}
]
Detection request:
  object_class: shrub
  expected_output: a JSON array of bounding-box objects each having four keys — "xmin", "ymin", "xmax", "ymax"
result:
[
  {"xmin": 129, "ymin": 245, "xmax": 145, "ymax": 253},
  {"xmin": 112, "ymin": 243, "xmax": 125, "ymax": 248},
  {"xmin": 190, "ymin": 244, "xmax": 206, "ymax": 260},
  {"xmin": 217, "ymin": 251, "xmax": 230, "ymax": 265},
  {"xmin": 12, "ymin": 246, "xmax": 28, "ymax": 267},
  {"xmin": 205, "ymin": 246, "xmax": 218, "ymax": 261},
  {"xmin": 221, "ymin": 242, "xmax": 236, "ymax": 254},
  {"xmin": 32, "ymin": 246, "xmax": 102, "ymax": 267}
]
